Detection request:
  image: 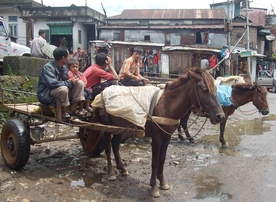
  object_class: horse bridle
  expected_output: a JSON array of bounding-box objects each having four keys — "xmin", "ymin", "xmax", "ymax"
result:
[{"xmin": 193, "ymin": 82, "xmax": 211, "ymax": 118}]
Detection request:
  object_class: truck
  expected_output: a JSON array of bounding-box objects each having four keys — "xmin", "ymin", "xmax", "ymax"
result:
[
  {"xmin": 0, "ymin": 17, "xmax": 30, "ymax": 65},
  {"xmin": 256, "ymin": 70, "xmax": 276, "ymax": 93}
]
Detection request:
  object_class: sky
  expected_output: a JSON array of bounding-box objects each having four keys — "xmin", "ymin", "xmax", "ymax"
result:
[{"xmin": 34, "ymin": 0, "xmax": 276, "ymax": 17}]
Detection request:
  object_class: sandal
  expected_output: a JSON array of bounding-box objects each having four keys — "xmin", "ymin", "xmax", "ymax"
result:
[
  {"xmin": 86, "ymin": 107, "xmax": 93, "ymax": 113},
  {"xmin": 81, "ymin": 109, "xmax": 88, "ymax": 114},
  {"xmin": 70, "ymin": 110, "xmax": 83, "ymax": 117},
  {"xmin": 75, "ymin": 110, "xmax": 85, "ymax": 117},
  {"xmin": 62, "ymin": 112, "xmax": 71, "ymax": 119}
]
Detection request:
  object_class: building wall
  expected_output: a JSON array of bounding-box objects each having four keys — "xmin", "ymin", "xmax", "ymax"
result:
[
  {"xmin": 0, "ymin": 8, "xmax": 27, "ymax": 46},
  {"xmin": 33, "ymin": 19, "xmax": 49, "ymax": 42},
  {"xmin": 72, "ymin": 22, "xmax": 87, "ymax": 51},
  {"xmin": 99, "ymin": 29, "xmax": 227, "ymax": 47},
  {"xmin": 231, "ymin": 26, "xmax": 258, "ymax": 50}
]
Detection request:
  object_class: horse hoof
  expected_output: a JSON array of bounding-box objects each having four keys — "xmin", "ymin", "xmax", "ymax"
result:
[
  {"xmin": 121, "ymin": 170, "xmax": 129, "ymax": 176},
  {"xmin": 151, "ymin": 187, "xmax": 160, "ymax": 198},
  {"xmin": 160, "ymin": 182, "xmax": 170, "ymax": 190},
  {"xmin": 108, "ymin": 175, "xmax": 116, "ymax": 181},
  {"xmin": 178, "ymin": 135, "xmax": 185, "ymax": 141},
  {"xmin": 221, "ymin": 142, "xmax": 228, "ymax": 148},
  {"xmin": 189, "ymin": 139, "xmax": 195, "ymax": 143}
]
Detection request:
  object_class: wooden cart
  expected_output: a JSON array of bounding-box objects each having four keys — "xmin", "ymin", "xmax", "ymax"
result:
[{"xmin": 0, "ymin": 88, "xmax": 144, "ymax": 170}]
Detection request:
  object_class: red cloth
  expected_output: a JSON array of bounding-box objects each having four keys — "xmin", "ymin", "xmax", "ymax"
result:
[
  {"xmin": 153, "ymin": 56, "xmax": 158, "ymax": 65},
  {"xmin": 209, "ymin": 57, "xmax": 217, "ymax": 68},
  {"xmin": 83, "ymin": 64, "xmax": 115, "ymax": 89}
]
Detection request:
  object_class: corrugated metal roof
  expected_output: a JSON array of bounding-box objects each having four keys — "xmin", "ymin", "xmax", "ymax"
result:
[
  {"xmin": 98, "ymin": 24, "xmax": 225, "ymax": 30},
  {"xmin": 162, "ymin": 46, "xmax": 221, "ymax": 53},
  {"xmin": 108, "ymin": 41, "xmax": 165, "ymax": 47},
  {"xmin": 107, "ymin": 9, "xmax": 227, "ymax": 20}
]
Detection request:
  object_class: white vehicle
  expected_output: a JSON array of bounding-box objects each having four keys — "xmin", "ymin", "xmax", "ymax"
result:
[{"xmin": 0, "ymin": 17, "xmax": 30, "ymax": 64}]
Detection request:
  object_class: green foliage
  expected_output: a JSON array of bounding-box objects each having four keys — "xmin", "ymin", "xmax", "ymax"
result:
[
  {"xmin": 5, "ymin": 64, "xmax": 14, "ymax": 76},
  {"xmin": 0, "ymin": 76, "xmax": 38, "ymax": 124},
  {"xmin": 272, "ymin": 53, "xmax": 276, "ymax": 59}
]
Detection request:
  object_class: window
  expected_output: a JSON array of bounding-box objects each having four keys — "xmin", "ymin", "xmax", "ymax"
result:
[
  {"xmin": 8, "ymin": 16, "xmax": 18, "ymax": 22},
  {"xmin": 78, "ymin": 30, "xmax": 81, "ymax": 44},
  {"xmin": 9, "ymin": 24, "xmax": 17, "ymax": 37},
  {"xmin": 139, "ymin": 20, "xmax": 149, "ymax": 26},
  {"xmin": 196, "ymin": 32, "xmax": 202, "ymax": 44},
  {"xmin": 8, "ymin": 16, "xmax": 18, "ymax": 37},
  {"xmin": 236, "ymin": 33, "xmax": 243, "ymax": 44},
  {"xmin": 113, "ymin": 32, "xmax": 120, "ymax": 40},
  {"xmin": 144, "ymin": 35, "xmax": 150, "ymax": 41}
]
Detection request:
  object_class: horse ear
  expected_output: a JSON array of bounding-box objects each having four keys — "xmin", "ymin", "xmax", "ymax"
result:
[{"xmin": 187, "ymin": 70, "xmax": 200, "ymax": 82}]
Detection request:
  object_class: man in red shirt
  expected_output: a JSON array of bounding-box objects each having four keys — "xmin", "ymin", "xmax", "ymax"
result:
[{"xmin": 83, "ymin": 52, "xmax": 118, "ymax": 99}]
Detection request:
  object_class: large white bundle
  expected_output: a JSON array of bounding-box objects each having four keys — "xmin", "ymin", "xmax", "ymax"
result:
[
  {"xmin": 216, "ymin": 76, "xmax": 245, "ymax": 86},
  {"xmin": 92, "ymin": 85, "xmax": 160, "ymax": 129}
]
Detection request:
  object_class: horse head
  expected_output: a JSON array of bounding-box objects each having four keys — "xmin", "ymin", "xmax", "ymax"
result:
[
  {"xmin": 232, "ymin": 83, "xmax": 269, "ymax": 116},
  {"xmin": 187, "ymin": 68, "xmax": 225, "ymax": 124},
  {"xmin": 252, "ymin": 83, "xmax": 269, "ymax": 115}
]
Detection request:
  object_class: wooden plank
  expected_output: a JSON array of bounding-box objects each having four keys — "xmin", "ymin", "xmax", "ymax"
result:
[
  {"xmin": 70, "ymin": 119, "xmax": 145, "ymax": 137},
  {"xmin": 3, "ymin": 103, "xmax": 145, "ymax": 138}
]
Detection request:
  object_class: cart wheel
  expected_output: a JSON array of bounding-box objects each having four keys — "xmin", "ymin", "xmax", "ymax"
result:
[
  {"xmin": 79, "ymin": 128, "xmax": 106, "ymax": 156},
  {"xmin": 1, "ymin": 119, "xmax": 30, "ymax": 170}
]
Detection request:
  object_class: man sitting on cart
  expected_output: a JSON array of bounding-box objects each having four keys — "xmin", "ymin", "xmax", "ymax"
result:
[
  {"xmin": 83, "ymin": 52, "xmax": 118, "ymax": 100},
  {"xmin": 37, "ymin": 47, "xmax": 85, "ymax": 118}
]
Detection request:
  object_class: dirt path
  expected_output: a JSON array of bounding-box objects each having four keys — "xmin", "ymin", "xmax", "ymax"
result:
[{"xmin": 1, "ymin": 93, "xmax": 276, "ymax": 202}]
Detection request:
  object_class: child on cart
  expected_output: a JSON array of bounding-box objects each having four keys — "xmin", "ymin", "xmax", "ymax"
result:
[{"xmin": 67, "ymin": 58, "xmax": 93, "ymax": 116}]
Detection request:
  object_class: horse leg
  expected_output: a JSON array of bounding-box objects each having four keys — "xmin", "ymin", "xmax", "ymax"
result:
[
  {"xmin": 180, "ymin": 114, "xmax": 194, "ymax": 143},
  {"xmin": 104, "ymin": 132, "xmax": 116, "ymax": 181},
  {"xmin": 219, "ymin": 119, "xmax": 228, "ymax": 148},
  {"xmin": 157, "ymin": 135, "xmax": 170, "ymax": 191},
  {"xmin": 111, "ymin": 133, "xmax": 129, "ymax": 176},
  {"xmin": 177, "ymin": 125, "xmax": 184, "ymax": 140},
  {"xmin": 150, "ymin": 135, "xmax": 162, "ymax": 198}
]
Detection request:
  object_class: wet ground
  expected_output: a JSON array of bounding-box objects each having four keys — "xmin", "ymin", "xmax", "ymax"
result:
[{"xmin": 1, "ymin": 92, "xmax": 276, "ymax": 202}]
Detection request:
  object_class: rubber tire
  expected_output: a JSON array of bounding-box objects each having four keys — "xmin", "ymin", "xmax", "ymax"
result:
[
  {"xmin": 79, "ymin": 128, "xmax": 106, "ymax": 156},
  {"xmin": 1, "ymin": 119, "xmax": 30, "ymax": 170}
]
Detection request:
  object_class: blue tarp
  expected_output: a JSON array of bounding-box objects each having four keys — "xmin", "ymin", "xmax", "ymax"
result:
[{"xmin": 216, "ymin": 85, "xmax": 232, "ymax": 107}]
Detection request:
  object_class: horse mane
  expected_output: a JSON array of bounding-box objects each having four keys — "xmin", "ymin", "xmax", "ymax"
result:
[
  {"xmin": 232, "ymin": 83, "xmax": 267, "ymax": 95},
  {"xmin": 165, "ymin": 68, "xmax": 215, "ymax": 92}
]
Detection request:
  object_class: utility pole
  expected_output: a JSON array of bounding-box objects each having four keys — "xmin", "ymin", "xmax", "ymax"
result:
[
  {"xmin": 227, "ymin": 0, "xmax": 231, "ymax": 48},
  {"xmin": 227, "ymin": 0, "xmax": 231, "ymax": 74},
  {"xmin": 246, "ymin": 0, "xmax": 251, "ymax": 83}
]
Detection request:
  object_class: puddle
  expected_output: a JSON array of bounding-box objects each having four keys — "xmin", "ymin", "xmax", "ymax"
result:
[
  {"xmin": 215, "ymin": 115, "xmax": 276, "ymax": 147},
  {"xmin": 70, "ymin": 174, "xmax": 103, "ymax": 187},
  {"xmin": 187, "ymin": 113, "xmax": 275, "ymax": 201},
  {"xmin": 189, "ymin": 176, "xmax": 232, "ymax": 202}
]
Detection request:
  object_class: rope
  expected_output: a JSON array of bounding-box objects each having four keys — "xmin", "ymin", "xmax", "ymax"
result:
[
  {"xmin": 237, "ymin": 108, "xmax": 259, "ymax": 116},
  {"xmin": 177, "ymin": 116, "xmax": 208, "ymax": 140},
  {"xmin": 127, "ymin": 86, "xmax": 177, "ymax": 136}
]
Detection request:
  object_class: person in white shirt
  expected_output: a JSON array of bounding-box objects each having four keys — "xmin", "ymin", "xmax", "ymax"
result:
[
  {"xmin": 30, "ymin": 30, "xmax": 48, "ymax": 59},
  {"xmin": 200, "ymin": 56, "xmax": 209, "ymax": 69}
]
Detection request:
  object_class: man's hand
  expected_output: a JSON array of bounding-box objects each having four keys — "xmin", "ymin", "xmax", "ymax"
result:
[
  {"xmin": 71, "ymin": 77, "xmax": 79, "ymax": 85},
  {"xmin": 142, "ymin": 78, "xmax": 150, "ymax": 84},
  {"xmin": 106, "ymin": 56, "xmax": 112, "ymax": 66},
  {"xmin": 133, "ymin": 76, "xmax": 141, "ymax": 81}
]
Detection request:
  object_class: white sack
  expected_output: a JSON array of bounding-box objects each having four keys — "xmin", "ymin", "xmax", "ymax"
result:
[{"xmin": 92, "ymin": 85, "xmax": 160, "ymax": 129}]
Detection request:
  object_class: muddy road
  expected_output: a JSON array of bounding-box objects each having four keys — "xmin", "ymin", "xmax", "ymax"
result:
[{"xmin": 1, "ymin": 92, "xmax": 276, "ymax": 202}]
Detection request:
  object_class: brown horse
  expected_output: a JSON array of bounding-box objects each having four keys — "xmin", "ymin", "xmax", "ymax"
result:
[
  {"xmin": 178, "ymin": 83, "xmax": 269, "ymax": 147},
  {"xmin": 93, "ymin": 68, "xmax": 225, "ymax": 197}
]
